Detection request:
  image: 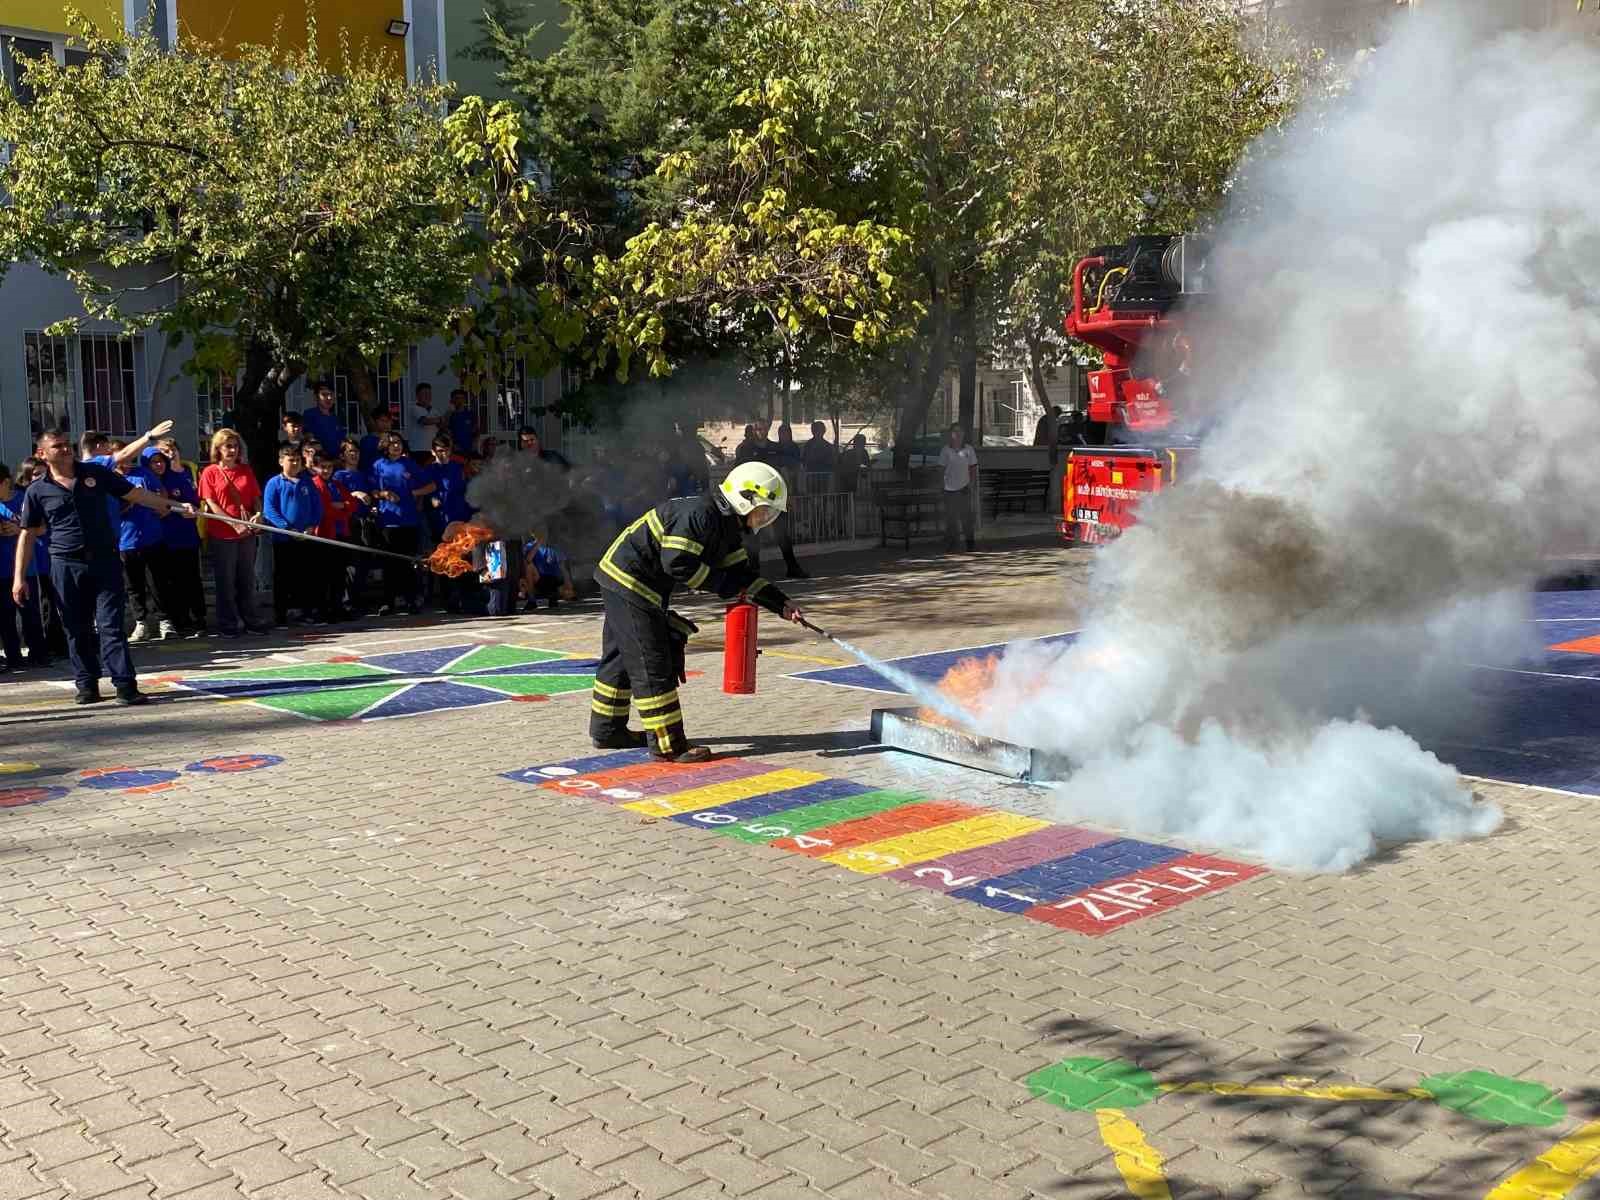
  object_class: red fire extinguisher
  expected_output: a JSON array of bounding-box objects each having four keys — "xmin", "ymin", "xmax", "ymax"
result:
[{"xmin": 723, "ymin": 600, "xmax": 759, "ymax": 694}]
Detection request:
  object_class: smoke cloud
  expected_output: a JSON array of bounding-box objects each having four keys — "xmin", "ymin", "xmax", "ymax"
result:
[{"xmin": 987, "ymin": 5, "xmax": 1600, "ymax": 871}]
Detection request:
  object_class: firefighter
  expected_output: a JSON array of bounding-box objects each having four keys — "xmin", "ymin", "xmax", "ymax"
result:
[{"xmin": 591, "ymin": 461, "xmax": 805, "ymax": 762}]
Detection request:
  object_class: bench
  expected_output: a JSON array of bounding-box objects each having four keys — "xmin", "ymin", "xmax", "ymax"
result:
[
  {"xmin": 982, "ymin": 468, "xmax": 1053, "ymax": 518},
  {"xmin": 875, "ymin": 484, "xmax": 944, "ymax": 549}
]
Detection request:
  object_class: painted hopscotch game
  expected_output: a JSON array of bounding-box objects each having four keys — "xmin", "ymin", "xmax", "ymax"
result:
[
  {"xmin": 171, "ymin": 644, "xmax": 600, "ymax": 722},
  {"xmin": 507, "ymin": 749, "xmax": 1265, "ymax": 936}
]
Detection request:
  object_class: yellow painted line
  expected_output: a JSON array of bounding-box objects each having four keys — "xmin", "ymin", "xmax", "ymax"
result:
[
  {"xmin": 1095, "ymin": 1109, "xmax": 1172, "ymax": 1200},
  {"xmin": 1485, "ymin": 1119, "xmax": 1600, "ymax": 1200},
  {"xmin": 822, "ymin": 812, "xmax": 1051, "ymax": 875},
  {"xmin": 764, "ymin": 649, "xmax": 853, "ymax": 667},
  {"xmin": 0, "ymin": 761, "xmax": 43, "ymax": 773},
  {"xmin": 1159, "ymin": 1082, "xmax": 1430, "ymax": 1102},
  {"xmin": 620, "ymin": 769, "xmax": 828, "ymax": 817}
]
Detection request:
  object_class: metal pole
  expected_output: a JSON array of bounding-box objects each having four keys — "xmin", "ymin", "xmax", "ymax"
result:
[{"xmin": 196, "ymin": 511, "xmax": 427, "ymax": 565}]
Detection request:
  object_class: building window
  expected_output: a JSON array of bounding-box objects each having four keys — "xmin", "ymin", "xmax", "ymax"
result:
[
  {"xmin": 476, "ymin": 356, "xmax": 528, "ymax": 438},
  {"xmin": 374, "ymin": 349, "xmax": 413, "ymax": 427},
  {"xmin": 195, "ymin": 372, "xmax": 236, "ymax": 440},
  {"xmin": 23, "ymin": 331, "xmax": 74, "ymax": 440},
  {"xmin": 79, "ymin": 333, "xmax": 140, "ymax": 435},
  {"xmin": 2, "ymin": 36, "xmax": 56, "ymax": 107}
]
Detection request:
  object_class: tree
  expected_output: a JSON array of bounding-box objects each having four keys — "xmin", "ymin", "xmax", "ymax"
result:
[
  {"xmin": 0, "ymin": 13, "xmax": 486, "ymax": 479},
  {"xmin": 588, "ymin": 80, "xmax": 915, "ymax": 391},
  {"xmin": 744, "ymin": 0, "xmax": 1298, "ymax": 466}
]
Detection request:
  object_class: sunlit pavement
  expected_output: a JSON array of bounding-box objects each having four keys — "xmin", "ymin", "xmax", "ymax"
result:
[{"xmin": 1, "ymin": 536, "xmax": 1597, "ymax": 1199}]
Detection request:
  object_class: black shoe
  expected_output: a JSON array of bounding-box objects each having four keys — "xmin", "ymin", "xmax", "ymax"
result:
[
  {"xmin": 75, "ymin": 689, "xmax": 103, "ymax": 705},
  {"xmin": 653, "ymin": 745, "xmax": 713, "ymax": 764},
  {"xmin": 965, "ymin": 540, "xmax": 976, "ymax": 551},
  {"xmin": 115, "ymin": 689, "xmax": 149, "ymax": 707},
  {"xmin": 591, "ymin": 730, "xmax": 649, "ymax": 750}
]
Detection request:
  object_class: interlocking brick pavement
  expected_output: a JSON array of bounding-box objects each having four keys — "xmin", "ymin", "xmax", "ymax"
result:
[{"xmin": 0, "ymin": 538, "xmax": 1597, "ymax": 1198}]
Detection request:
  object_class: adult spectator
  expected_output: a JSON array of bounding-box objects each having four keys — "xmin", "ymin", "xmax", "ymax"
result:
[
  {"xmin": 198, "ymin": 429, "xmax": 267, "ymax": 638},
  {"xmin": 835, "ymin": 433, "xmax": 870, "ymax": 497},
  {"xmin": 262, "ymin": 442, "xmax": 324, "ymax": 627},
  {"xmin": 150, "ymin": 445, "xmax": 206, "ymax": 637},
  {"xmin": 800, "ymin": 421, "xmax": 836, "ymax": 480},
  {"xmin": 302, "ymin": 381, "xmax": 345, "ymax": 456},
  {"xmin": 13, "ymin": 430, "xmax": 186, "ymax": 705},
  {"xmin": 773, "ymin": 423, "xmax": 803, "ymax": 472},
  {"xmin": 370, "ymin": 432, "xmax": 435, "ymax": 615},
  {"xmin": 447, "ymin": 388, "xmax": 478, "ymax": 458},
  {"xmin": 1033, "ymin": 404, "xmax": 1063, "ymax": 447},
  {"xmin": 674, "ymin": 423, "xmax": 711, "ymax": 495},
  {"xmin": 0, "ymin": 464, "xmax": 48, "ymax": 671},
  {"xmin": 114, "ymin": 444, "xmax": 169, "ymax": 642},
  {"xmin": 517, "ymin": 427, "xmax": 571, "ymax": 469},
  {"xmin": 734, "ymin": 424, "xmax": 759, "ymax": 464},
  {"xmin": 939, "ymin": 422, "xmax": 978, "ymax": 552},
  {"xmin": 410, "ymin": 382, "xmax": 441, "ymax": 449}
]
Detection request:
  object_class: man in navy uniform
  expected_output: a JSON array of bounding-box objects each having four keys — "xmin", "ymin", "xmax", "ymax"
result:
[{"xmin": 12, "ymin": 430, "xmax": 191, "ymax": 705}]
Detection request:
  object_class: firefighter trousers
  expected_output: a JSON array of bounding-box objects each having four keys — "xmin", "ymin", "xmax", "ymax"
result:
[{"xmin": 590, "ymin": 589, "xmax": 688, "ymax": 757}]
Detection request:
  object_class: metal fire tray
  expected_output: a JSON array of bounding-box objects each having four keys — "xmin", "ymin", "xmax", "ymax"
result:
[{"xmin": 869, "ymin": 707, "xmax": 1067, "ymax": 783}]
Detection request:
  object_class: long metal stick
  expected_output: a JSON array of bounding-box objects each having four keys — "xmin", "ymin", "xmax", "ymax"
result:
[{"xmin": 195, "ymin": 511, "xmax": 427, "ymax": 565}]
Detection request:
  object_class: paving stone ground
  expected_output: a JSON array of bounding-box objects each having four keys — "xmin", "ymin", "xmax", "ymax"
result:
[{"xmin": 1, "ymin": 535, "xmax": 1596, "ymax": 1200}]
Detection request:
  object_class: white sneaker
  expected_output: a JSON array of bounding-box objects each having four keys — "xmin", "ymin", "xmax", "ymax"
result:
[
  {"xmin": 158, "ymin": 620, "xmax": 177, "ymax": 641},
  {"xmin": 128, "ymin": 621, "xmax": 150, "ymax": 643}
]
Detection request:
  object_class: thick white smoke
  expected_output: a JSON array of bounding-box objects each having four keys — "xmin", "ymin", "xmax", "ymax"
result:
[{"xmin": 990, "ymin": 6, "xmax": 1600, "ymax": 871}]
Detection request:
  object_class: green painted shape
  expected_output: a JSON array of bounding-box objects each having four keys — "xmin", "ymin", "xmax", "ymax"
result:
[
  {"xmin": 1026, "ymin": 1057, "xmax": 1160, "ymax": 1113},
  {"xmin": 205, "ymin": 662, "xmax": 385, "ymax": 681},
  {"xmin": 718, "ymin": 788, "xmax": 924, "ymax": 844},
  {"xmin": 446, "ymin": 645, "xmax": 570, "ymax": 673},
  {"xmin": 250, "ymin": 683, "xmax": 409, "ymax": 722},
  {"xmin": 1417, "ymin": 1071, "xmax": 1566, "ymax": 1127},
  {"xmin": 470, "ymin": 674, "xmax": 595, "ymax": 697}
]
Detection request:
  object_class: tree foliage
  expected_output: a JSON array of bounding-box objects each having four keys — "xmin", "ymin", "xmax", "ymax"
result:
[{"xmin": 0, "ymin": 13, "xmax": 491, "ymax": 475}]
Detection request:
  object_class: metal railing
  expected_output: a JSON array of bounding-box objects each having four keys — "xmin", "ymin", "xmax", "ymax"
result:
[{"xmin": 786, "ymin": 491, "xmax": 857, "ymax": 546}]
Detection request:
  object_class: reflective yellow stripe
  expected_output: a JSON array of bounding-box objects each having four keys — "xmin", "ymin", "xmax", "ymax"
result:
[
  {"xmin": 748, "ymin": 578, "xmax": 770, "ymax": 599},
  {"xmin": 716, "ymin": 549, "xmax": 748, "ymax": 567},
  {"xmin": 823, "ymin": 813, "xmax": 1050, "ymax": 875},
  {"xmin": 598, "ymin": 557, "xmax": 663, "ymax": 608},
  {"xmin": 1160, "ymin": 1083, "xmax": 1428, "ymax": 1102},
  {"xmin": 645, "ymin": 509, "xmax": 665, "ymax": 540},
  {"xmin": 687, "ymin": 563, "xmax": 710, "ymax": 589},
  {"xmin": 660, "ymin": 535, "xmax": 703, "ymax": 554},
  {"xmin": 622, "ymin": 769, "xmax": 827, "ymax": 816},
  {"xmin": 639, "ymin": 710, "xmax": 684, "ymax": 730},
  {"xmin": 592, "ymin": 681, "xmax": 631, "ymax": 700},
  {"xmin": 653, "ymin": 726, "xmax": 682, "ymax": 754},
  {"xmin": 636, "ymin": 691, "xmax": 681, "ymax": 712},
  {"xmin": 590, "ymin": 700, "xmax": 631, "ymax": 717}
]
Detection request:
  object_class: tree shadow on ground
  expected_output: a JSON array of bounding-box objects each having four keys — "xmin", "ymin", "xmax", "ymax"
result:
[{"xmin": 1025, "ymin": 1015, "xmax": 1588, "ymax": 1199}]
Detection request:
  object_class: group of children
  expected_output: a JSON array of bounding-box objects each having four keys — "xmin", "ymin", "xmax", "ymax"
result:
[{"xmin": 0, "ymin": 396, "xmax": 581, "ymax": 664}]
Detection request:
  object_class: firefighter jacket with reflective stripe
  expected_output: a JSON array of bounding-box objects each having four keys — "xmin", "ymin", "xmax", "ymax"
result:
[{"xmin": 597, "ymin": 493, "xmax": 790, "ymax": 617}]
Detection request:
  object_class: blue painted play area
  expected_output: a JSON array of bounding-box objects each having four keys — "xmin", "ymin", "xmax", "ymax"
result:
[{"xmin": 795, "ymin": 592, "xmax": 1600, "ymax": 797}]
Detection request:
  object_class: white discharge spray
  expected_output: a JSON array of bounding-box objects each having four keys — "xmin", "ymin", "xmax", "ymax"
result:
[
  {"xmin": 983, "ymin": 6, "xmax": 1600, "ymax": 871},
  {"xmin": 829, "ymin": 637, "xmax": 980, "ymax": 729}
]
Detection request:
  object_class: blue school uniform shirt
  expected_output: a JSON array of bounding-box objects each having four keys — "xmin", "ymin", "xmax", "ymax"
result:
[
  {"xmin": 370, "ymin": 456, "xmax": 424, "ymax": 528},
  {"xmin": 357, "ymin": 433, "xmax": 385, "ymax": 473},
  {"xmin": 152, "ymin": 455, "xmax": 201, "ymax": 550},
  {"xmin": 117, "ymin": 463, "xmax": 164, "ymax": 552},
  {"xmin": 527, "ymin": 543, "xmax": 564, "ymax": 581},
  {"xmin": 0, "ymin": 495, "xmax": 33, "ymax": 579},
  {"xmin": 262, "ymin": 472, "xmax": 323, "ymax": 542},
  {"xmin": 447, "ymin": 408, "xmax": 477, "ymax": 456},
  {"xmin": 427, "ymin": 460, "xmax": 471, "ymax": 524},
  {"xmin": 301, "ymin": 407, "xmax": 345, "ymax": 456},
  {"xmin": 334, "ymin": 467, "xmax": 373, "ymax": 519}
]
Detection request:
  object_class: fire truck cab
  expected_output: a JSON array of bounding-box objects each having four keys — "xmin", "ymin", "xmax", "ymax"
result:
[{"xmin": 1058, "ymin": 234, "xmax": 1205, "ymax": 545}]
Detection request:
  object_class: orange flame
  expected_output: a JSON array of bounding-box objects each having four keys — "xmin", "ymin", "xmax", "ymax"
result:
[
  {"xmin": 920, "ymin": 654, "xmax": 1000, "ymax": 726},
  {"xmin": 426, "ymin": 522, "xmax": 495, "ymax": 578}
]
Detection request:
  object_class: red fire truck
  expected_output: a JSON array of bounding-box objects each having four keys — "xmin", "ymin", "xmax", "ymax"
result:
[{"xmin": 1059, "ymin": 234, "xmax": 1206, "ymax": 544}]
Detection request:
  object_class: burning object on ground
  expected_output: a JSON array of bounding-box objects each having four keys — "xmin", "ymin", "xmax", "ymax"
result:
[{"xmin": 425, "ymin": 522, "xmax": 495, "ymax": 577}]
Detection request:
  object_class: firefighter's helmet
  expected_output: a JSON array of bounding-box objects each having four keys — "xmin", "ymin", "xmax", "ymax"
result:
[{"xmin": 720, "ymin": 462, "xmax": 788, "ymax": 520}]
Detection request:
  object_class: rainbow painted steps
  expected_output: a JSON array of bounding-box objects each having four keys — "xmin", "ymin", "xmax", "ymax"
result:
[{"xmin": 505, "ymin": 749, "xmax": 1265, "ymax": 936}]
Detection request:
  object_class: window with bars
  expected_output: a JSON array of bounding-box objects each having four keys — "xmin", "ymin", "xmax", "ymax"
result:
[
  {"xmin": 3, "ymin": 37, "xmax": 55, "ymax": 107},
  {"xmin": 475, "ymin": 357, "xmax": 534, "ymax": 438},
  {"xmin": 24, "ymin": 331, "xmax": 74, "ymax": 440},
  {"xmin": 78, "ymin": 333, "xmax": 140, "ymax": 435},
  {"xmin": 195, "ymin": 373, "xmax": 236, "ymax": 441}
]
